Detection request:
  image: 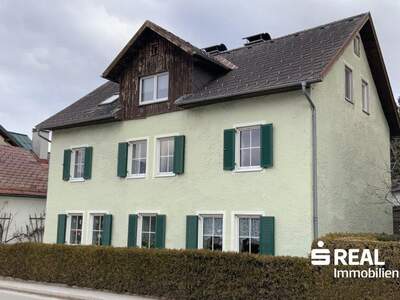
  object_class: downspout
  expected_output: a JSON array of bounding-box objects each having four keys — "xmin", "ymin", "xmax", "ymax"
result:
[{"xmin": 301, "ymin": 81, "xmax": 318, "ymax": 240}]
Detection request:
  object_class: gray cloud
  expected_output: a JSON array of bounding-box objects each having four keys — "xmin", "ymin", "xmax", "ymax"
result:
[{"xmin": 0, "ymin": 0, "xmax": 399, "ymax": 136}]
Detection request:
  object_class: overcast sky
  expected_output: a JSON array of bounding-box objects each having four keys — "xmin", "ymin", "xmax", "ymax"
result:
[{"xmin": 0, "ymin": 0, "xmax": 399, "ymax": 136}]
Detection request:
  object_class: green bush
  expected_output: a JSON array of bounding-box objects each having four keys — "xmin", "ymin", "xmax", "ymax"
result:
[
  {"xmin": 0, "ymin": 243, "xmax": 312, "ymax": 299},
  {"xmin": 312, "ymin": 233, "xmax": 400, "ymax": 299}
]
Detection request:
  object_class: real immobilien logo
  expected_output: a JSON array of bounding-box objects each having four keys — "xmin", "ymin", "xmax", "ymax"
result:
[{"xmin": 311, "ymin": 241, "xmax": 399, "ymax": 278}]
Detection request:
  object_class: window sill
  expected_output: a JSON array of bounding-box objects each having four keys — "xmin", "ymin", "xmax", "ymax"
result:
[
  {"xmin": 139, "ymin": 98, "xmax": 168, "ymax": 106},
  {"xmin": 69, "ymin": 178, "xmax": 85, "ymax": 183},
  {"xmin": 233, "ymin": 167, "xmax": 263, "ymax": 173},
  {"xmin": 126, "ymin": 174, "xmax": 146, "ymax": 180},
  {"xmin": 154, "ymin": 172, "xmax": 176, "ymax": 178}
]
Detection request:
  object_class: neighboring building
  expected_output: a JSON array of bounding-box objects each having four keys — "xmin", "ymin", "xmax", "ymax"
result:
[
  {"xmin": 37, "ymin": 13, "xmax": 399, "ymax": 256},
  {"xmin": 0, "ymin": 126, "xmax": 48, "ymax": 242}
]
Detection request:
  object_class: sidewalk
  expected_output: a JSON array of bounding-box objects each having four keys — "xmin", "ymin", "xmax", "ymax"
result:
[{"xmin": 0, "ymin": 277, "xmax": 155, "ymax": 300}]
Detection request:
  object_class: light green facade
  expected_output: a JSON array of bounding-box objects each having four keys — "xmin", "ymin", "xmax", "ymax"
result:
[
  {"xmin": 44, "ymin": 38, "xmax": 392, "ymax": 256},
  {"xmin": 312, "ymin": 37, "xmax": 392, "ymax": 235},
  {"xmin": 44, "ymin": 90, "xmax": 313, "ymax": 256}
]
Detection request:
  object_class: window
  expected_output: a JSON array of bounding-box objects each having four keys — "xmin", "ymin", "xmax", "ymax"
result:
[
  {"xmin": 139, "ymin": 215, "xmax": 156, "ymax": 248},
  {"xmin": 128, "ymin": 140, "xmax": 147, "ymax": 177},
  {"xmin": 156, "ymin": 137, "xmax": 174, "ymax": 175},
  {"xmin": 69, "ymin": 215, "xmax": 83, "ymax": 245},
  {"xmin": 362, "ymin": 80, "xmax": 369, "ymax": 114},
  {"xmin": 71, "ymin": 148, "xmax": 85, "ymax": 179},
  {"xmin": 238, "ymin": 216, "xmax": 260, "ymax": 254},
  {"xmin": 91, "ymin": 214, "xmax": 104, "ymax": 245},
  {"xmin": 354, "ymin": 36, "xmax": 361, "ymax": 57},
  {"xmin": 201, "ymin": 215, "xmax": 223, "ymax": 251},
  {"xmin": 139, "ymin": 72, "xmax": 169, "ymax": 104},
  {"xmin": 237, "ymin": 126, "xmax": 261, "ymax": 169},
  {"xmin": 345, "ymin": 66, "xmax": 353, "ymax": 103}
]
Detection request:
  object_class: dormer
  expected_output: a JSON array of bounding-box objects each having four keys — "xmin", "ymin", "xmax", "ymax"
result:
[{"xmin": 102, "ymin": 21, "xmax": 233, "ymax": 120}]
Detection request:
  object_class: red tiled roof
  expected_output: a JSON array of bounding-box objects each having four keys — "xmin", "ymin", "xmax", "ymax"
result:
[{"xmin": 0, "ymin": 145, "xmax": 48, "ymax": 197}]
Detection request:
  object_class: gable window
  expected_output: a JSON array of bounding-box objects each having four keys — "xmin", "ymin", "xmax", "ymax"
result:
[
  {"xmin": 236, "ymin": 126, "xmax": 261, "ymax": 170},
  {"xmin": 91, "ymin": 214, "xmax": 104, "ymax": 245},
  {"xmin": 138, "ymin": 214, "xmax": 156, "ymax": 248},
  {"xmin": 139, "ymin": 72, "xmax": 169, "ymax": 105},
  {"xmin": 128, "ymin": 140, "xmax": 147, "ymax": 177},
  {"xmin": 71, "ymin": 148, "xmax": 85, "ymax": 179},
  {"xmin": 156, "ymin": 137, "xmax": 174, "ymax": 175},
  {"xmin": 200, "ymin": 215, "xmax": 223, "ymax": 251},
  {"xmin": 345, "ymin": 66, "xmax": 353, "ymax": 103},
  {"xmin": 362, "ymin": 80, "xmax": 369, "ymax": 114},
  {"xmin": 237, "ymin": 216, "xmax": 260, "ymax": 254},
  {"xmin": 354, "ymin": 36, "xmax": 361, "ymax": 57},
  {"xmin": 68, "ymin": 214, "xmax": 83, "ymax": 245}
]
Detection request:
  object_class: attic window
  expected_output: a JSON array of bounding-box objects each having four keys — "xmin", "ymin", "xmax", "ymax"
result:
[
  {"xmin": 139, "ymin": 72, "xmax": 169, "ymax": 105},
  {"xmin": 354, "ymin": 36, "xmax": 361, "ymax": 57},
  {"xmin": 99, "ymin": 95, "xmax": 118, "ymax": 105},
  {"xmin": 151, "ymin": 43, "xmax": 158, "ymax": 56}
]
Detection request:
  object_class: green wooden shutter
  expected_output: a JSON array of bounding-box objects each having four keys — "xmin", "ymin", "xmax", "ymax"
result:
[
  {"xmin": 186, "ymin": 215, "xmax": 198, "ymax": 249},
  {"xmin": 223, "ymin": 129, "xmax": 236, "ymax": 170},
  {"xmin": 102, "ymin": 214, "xmax": 113, "ymax": 246},
  {"xmin": 117, "ymin": 143, "xmax": 128, "ymax": 177},
  {"xmin": 261, "ymin": 124, "xmax": 273, "ymax": 168},
  {"xmin": 173, "ymin": 135, "xmax": 185, "ymax": 174},
  {"xmin": 62, "ymin": 150, "xmax": 71, "ymax": 181},
  {"xmin": 56, "ymin": 214, "xmax": 67, "ymax": 244},
  {"xmin": 155, "ymin": 215, "xmax": 166, "ymax": 249},
  {"xmin": 127, "ymin": 214, "xmax": 138, "ymax": 248},
  {"xmin": 260, "ymin": 216, "xmax": 275, "ymax": 255},
  {"xmin": 83, "ymin": 147, "xmax": 93, "ymax": 179}
]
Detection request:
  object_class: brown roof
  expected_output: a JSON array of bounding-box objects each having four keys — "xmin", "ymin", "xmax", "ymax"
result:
[
  {"xmin": 0, "ymin": 145, "xmax": 48, "ymax": 197},
  {"xmin": 36, "ymin": 13, "xmax": 400, "ymax": 135}
]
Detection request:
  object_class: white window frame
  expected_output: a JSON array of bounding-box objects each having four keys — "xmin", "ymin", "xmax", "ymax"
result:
[
  {"xmin": 154, "ymin": 134, "xmax": 178, "ymax": 178},
  {"xmin": 127, "ymin": 137, "xmax": 149, "ymax": 179},
  {"xmin": 197, "ymin": 212, "xmax": 225, "ymax": 251},
  {"xmin": 139, "ymin": 72, "xmax": 169, "ymax": 105},
  {"xmin": 361, "ymin": 79, "xmax": 370, "ymax": 114},
  {"xmin": 234, "ymin": 125, "xmax": 262, "ymax": 172},
  {"xmin": 70, "ymin": 146, "xmax": 87, "ymax": 182},
  {"xmin": 354, "ymin": 35, "xmax": 361, "ymax": 57},
  {"xmin": 345, "ymin": 65, "xmax": 353, "ymax": 103},
  {"xmin": 232, "ymin": 213, "xmax": 263, "ymax": 253},
  {"xmin": 87, "ymin": 213, "xmax": 105, "ymax": 246},
  {"xmin": 65, "ymin": 211, "xmax": 85, "ymax": 245},
  {"xmin": 136, "ymin": 213, "xmax": 158, "ymax": 248}
]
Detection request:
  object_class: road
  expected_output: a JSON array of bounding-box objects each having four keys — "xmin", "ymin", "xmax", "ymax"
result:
[{"xmin": 0, "ymin": 289, "xmax": 61, "ymax": 299}]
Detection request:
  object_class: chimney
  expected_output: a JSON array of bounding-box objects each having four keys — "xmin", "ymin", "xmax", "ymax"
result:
[
  {"xmin": 203, "ymin": 44, "xmax": 227, "ymax": 55},
  {"xmin": 243, "ymin": 33, "xmax": 271, "ymax": 45},
  {"xmin": 32, "ymin": 129, "xmax": 49, "ymax": 160}
]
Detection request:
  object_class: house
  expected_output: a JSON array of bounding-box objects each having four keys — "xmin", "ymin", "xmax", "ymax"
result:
[
  {"xmin": 0, "ymin": 125, "xmax": 49, "ymax": 242},
  {"xmin": 36, "ymin": 13, "xmax": 399, "ymax": 256}
]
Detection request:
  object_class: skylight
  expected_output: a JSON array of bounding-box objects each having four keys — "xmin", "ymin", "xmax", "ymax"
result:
[{"xmin": 99, "ymin": 95, "xmax": 119, "ymax": 105}]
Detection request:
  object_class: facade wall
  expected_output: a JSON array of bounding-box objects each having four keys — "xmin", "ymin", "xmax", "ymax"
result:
[
  {"xmin": 312, "ymin": 37, "xmax": 392, "ymax": 235},
  {"xmin": 0, "ymin": 195, "xmax": 46, "ymax": 242},
  {"xmin": 44, "ymin": 91, "xmax": 313, "ymax": 257}
]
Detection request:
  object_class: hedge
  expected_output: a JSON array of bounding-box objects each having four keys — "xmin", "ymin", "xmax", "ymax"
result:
[
  {"xmin": 0, "ymin": 243, "xmax": 312, "ymax": 299},
  {"xmin": 1, "ymin": 234, "xmax": 400, "ymax": 299},
  {"xmin": 312, "ymin": 233, "xmax": 400, "ymax": 299}
]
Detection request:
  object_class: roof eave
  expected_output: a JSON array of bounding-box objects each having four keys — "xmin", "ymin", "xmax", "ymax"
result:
[{"xmin": 37, "ymin": 116, "xmax": 119, "ymax": 131}]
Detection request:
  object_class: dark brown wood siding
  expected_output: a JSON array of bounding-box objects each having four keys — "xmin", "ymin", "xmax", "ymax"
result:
[{"xmin": 119, "ymin": 31, "xmax": 193, "ymax": 120}]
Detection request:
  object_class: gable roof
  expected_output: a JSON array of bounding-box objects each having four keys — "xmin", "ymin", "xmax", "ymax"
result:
[
  {"xmin": 36, "ymin": 81, "xmax": 119, "ymax": 130},
  {"xmin": 8, "ymin": 132, "xmax": 32, "ymax": 150},
  {"xmin": 36, "ymin": 13, "xmax": 400, "ymax": 135},
  {"xmin": 0, "ymin": 145, "xmax": 48, "ymax": 197},
  {"xmin": 102, "ymin": 20, "xmax": 233, "ymax": 82},
  {"xmin": 0, "ymin": 125, "xmax": 19, "ymax": 146}
]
